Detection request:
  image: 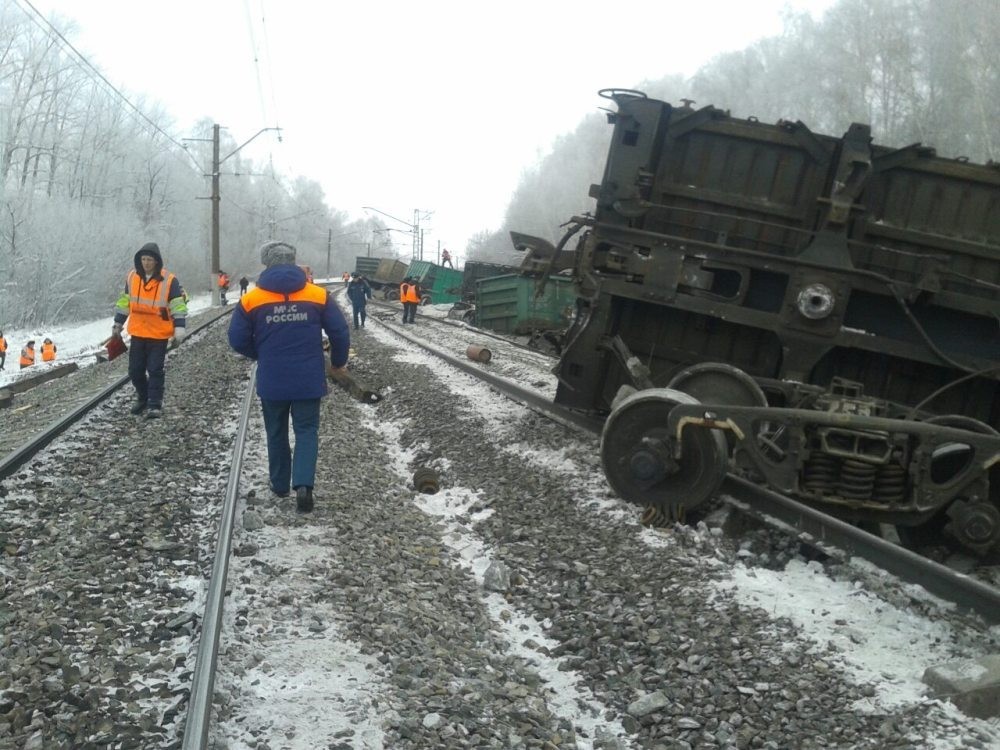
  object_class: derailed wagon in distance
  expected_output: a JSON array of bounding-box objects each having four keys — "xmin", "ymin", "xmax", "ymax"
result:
[{"xmin": 517, "ymin": 89, "xmax": 1000, "ymax": 555}]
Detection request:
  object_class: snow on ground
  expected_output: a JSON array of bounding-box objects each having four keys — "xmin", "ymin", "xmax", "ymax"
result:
[{"xmin": 0, "ymin": 293, "xmax": 214, "ymax": 390}]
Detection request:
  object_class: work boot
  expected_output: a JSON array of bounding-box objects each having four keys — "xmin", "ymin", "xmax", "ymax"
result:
[
  {"xmin": 270, "ymin": 483, "xmax": 289, "ymax": 498},
  {"xmin": 146, "ymin": 406, "xmax": 162, "ymax": 419},
  {"xmin": 296, "ymin": 486, "xmax": 314, "ymax": 513},
  {"xmin": 130, "ymin": 400, "xmax": 147, "ymax": 415}
]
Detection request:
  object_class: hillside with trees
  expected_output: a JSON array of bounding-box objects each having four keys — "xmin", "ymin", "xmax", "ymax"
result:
[{"xmin": 468, "ymin": 0, "xmax": 999, "ymax": 263}]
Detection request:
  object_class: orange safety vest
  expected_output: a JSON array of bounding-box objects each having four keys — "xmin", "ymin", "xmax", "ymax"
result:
[
  {"xmin": 0, "ymin": 336, "xmax": 6, "ymax": 353},
  {"xmin": 400, "ymin": 283, "xmax": 420, "ymax": 304},
  {"xmin": 41, "ymin": 341, "xmax": 56, "ymax": 361},
  {"xmin": 219, "ymin": 273, "xmax": 230, "ymax": 289},
  {"xmin": 240, "ymin": 282, "xmax": 329, "ymax": 313},
  {"xmin": 19, "ymin": 345, "xmax": 35, "ymax": 368},
  {"xmin": 127, "ymin": 269, "xmax": 177, "ymax": 340}
]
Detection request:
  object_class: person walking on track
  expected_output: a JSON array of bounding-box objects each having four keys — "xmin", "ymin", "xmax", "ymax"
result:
[
  {"xmin": 218, "ymin": 270, "xmax": 231, "ymax": 306},
  {"xmin": 239, "ymin": 275, "xmax": 249, "ymax": 297},
  {"xmin": 0, "ymin": 331, "xmax": 7, "ymax": 370},
  {"xmin": 228, "ymin": 240, "xmax": 350, "ymax": 513},
  {"xmin": 346, "ymin": 273, "xmax": 373, "ymax": 330},
  {"xmin": 400, "ymin": 276, "xmax": 420, "ymax": 323},
  {"xmin": 113, "ymin": 242, "xmax": 188, "ymax": 419}
]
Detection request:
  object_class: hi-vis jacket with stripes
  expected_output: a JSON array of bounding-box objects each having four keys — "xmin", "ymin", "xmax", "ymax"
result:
[{"xmin": 114, "ymin": 245, "xmax": 188, "ymax": 340}]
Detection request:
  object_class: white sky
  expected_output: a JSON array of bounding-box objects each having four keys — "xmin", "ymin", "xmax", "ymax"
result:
[{"xmin": 21, "ymin": 0, "xmax": 836, "ymax": 254}]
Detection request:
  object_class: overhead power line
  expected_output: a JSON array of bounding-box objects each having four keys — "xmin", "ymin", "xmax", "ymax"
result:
[{"xmin": 12, "ymin": 0, "xmax": 202, "ymax": 174}]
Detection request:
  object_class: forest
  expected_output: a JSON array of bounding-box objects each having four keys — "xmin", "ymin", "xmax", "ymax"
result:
[{"xmin": 1, "ymin": 0, "xmax": 997, "ymax": 326}]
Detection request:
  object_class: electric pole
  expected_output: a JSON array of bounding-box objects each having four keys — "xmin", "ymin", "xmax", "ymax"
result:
[
  {"xmin": 327, "ymin": 228, "xmax": 332, "ymax": 278},
  {"xmin": 211, "ymin": 124, "xmax": 221, "ymax": 306}
]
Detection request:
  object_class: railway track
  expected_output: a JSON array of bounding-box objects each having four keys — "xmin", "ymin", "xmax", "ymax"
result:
[
  {"xmin": 4, "ymin": 299, "xmax": 1000, "ymax": 748},
  {"xmin": 364, "ymin": 303, "xmax": 1000, "ymax": 626}
]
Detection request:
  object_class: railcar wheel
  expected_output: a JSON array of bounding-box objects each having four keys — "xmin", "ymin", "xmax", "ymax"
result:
[
  {"xmin": 927, "ymin": 415, "xmax": 1000, "ymax": 554},
  {"xmin": 600, "ymin": 388, "xmax": 728, "ymax": 518},
  {"xmin": 897, "ymin": 415, "xmax": 1000, "ymax": 556},
  {"xmin": 666, "ymin": 362, "xmax": 767, "ymax": 408}
]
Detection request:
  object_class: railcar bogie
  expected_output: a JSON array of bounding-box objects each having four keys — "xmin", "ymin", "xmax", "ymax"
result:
[{"xmin": 540, "ymin": 90, "xmax": 1000, "ymax": 555}]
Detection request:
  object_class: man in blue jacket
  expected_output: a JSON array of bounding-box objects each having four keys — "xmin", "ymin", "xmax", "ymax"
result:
[
  {"xmin": 227, "ymin": 241, "xmax": 350, "ymax": 513},
  {"xmin": 346, "ymin": 273, "xmax": 373, "ymax": 330}
]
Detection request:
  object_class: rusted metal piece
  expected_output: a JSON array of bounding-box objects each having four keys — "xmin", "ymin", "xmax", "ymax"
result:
[
  {"xmin": 413, "ymin": 467, "xmax": 440, "ymax": 494},
  {"xmin": 466, "ymin": 344, "xmax": 492, "ymax": 363},
  {"xmin": 641, "ymin": 504, "xmax": 684, "ymax": 528},
  {"xmin": 327, "ymin": 367, "xmax": 383, "ymax": 404}
]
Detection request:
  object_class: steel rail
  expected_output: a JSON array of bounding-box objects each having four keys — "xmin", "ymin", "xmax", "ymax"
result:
[
  {"xmin": 181, "ymin": 362, "xmax": 257, "ymax": 749},
  {"xmin": 0, "ymin": 309, "xmax": 232, "ymax": 481},
  {"xmin": 721, "ymin": 475, "xmax": 1000, "ymax": 624},
  {"xmin": 381, "ymin": 318, "xmax": 601, "ymax": 436},
  {"xmin": 386, "ymin": 318, "xmax": 1000, "ymax": 624},
  {"xmin": 365, "ymin": 296, "xmax": 559, "ymax": 359}
]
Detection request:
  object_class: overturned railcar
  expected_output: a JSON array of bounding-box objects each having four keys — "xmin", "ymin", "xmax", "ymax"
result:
[{"xmin": 535, "ymin": 89, "xmax": 1000, "ymax": 554}]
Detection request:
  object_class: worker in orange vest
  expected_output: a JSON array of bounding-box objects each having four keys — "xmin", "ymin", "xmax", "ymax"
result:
[
  {"xmin": 41, "ymin": 337, "xmax": 57, "ymax": 361},
  {"xmin": 19, "ymin": 340, "xmax": 36, "ymax": 369},
  {"xmin": 218, "ymin": 270, "xmax": 231, "ymax": 306},
  {"xmin": 113, "ymin": 242, "xmax": 188, "ymax": 418},
  {"xmin": 0, "ymin": 330, "xmax": 7, "ymax": 370},
  {"xmin": 399, "ymin": 276, "xmax": 421, "ymax": 324}
]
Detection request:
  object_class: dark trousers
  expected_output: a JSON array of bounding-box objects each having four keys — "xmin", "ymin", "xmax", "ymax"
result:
[
  {"xmin": 128, "ymin": 336, "xmax": 168, "ymax": 407},
  {"xmin": 260, "ymin": 398, "xmax": 321, "ymax": 492},
  {"xmin": 0, "ymin": 351, "xmax": 4, "ymax": 370},
  {"xmin": 352, "ymin": 304, "xmax": 367, "ymax": 329},
  {"xmin": 402, "ymin": 302, "xmax": 417, "ymax": 323}
]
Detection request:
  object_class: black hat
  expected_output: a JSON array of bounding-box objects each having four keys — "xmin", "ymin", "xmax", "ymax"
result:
[{"xmin": 138, "ymin": 242, "xmax": 159, "ymax": 259}]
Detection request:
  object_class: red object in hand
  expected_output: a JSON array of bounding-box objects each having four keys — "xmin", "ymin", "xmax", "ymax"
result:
[{"xmin": 106, "ymin": 335, "xmax": 127, "ymax": 361}]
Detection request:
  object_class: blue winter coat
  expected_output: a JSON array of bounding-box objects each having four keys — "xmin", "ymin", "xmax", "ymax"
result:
[
  {"xmin": 227, "ymin": 264, "xmax": 350, "ymax": 401},
  {"xmin": 346, "ymin": 278, "xmax": 373, "ymax": 308}
]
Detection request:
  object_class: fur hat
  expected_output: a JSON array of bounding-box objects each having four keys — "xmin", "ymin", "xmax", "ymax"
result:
[{"xmin": 260, "ymin": 241, "xmax": 297, "ymax": 268}]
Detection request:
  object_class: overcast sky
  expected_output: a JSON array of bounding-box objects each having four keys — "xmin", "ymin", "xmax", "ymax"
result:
[{"xmin": 25, "ymin": 0, "xmax": 835, "ymax": 254}]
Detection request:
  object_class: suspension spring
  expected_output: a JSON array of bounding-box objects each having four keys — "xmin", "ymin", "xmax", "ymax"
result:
[
  {"xmin": 802, "ymin": 453, "xmax": 839, "ymax": 494},
  {"xmin": 873, "ymin": 462, "xmax": 907, "ymax": 505},
  {"xmin": 838, "ymin": 458, "xmax": 877, "ymax": 500}
]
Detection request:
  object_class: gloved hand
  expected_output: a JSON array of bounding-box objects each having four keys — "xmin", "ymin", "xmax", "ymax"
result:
[
  {"xmin": 112, "ymin": 323, "xmax": 123, "ymax": 337},
  {"xmin": 173, "ymin": 327, "xmax": 188, "ymax": 345}
]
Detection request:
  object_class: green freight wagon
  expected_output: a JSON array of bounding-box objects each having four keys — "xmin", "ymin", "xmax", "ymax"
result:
[
  {"xmin": 461, "ymin": 261, "xmax": 520, "ymax": 301},
  {"xmin": 406, "ymin": 260, "xmax": 464, "ymax": 305},
  {"xmin": 475, "ymin": 274, "xmax": 576, "ymax": 334}
]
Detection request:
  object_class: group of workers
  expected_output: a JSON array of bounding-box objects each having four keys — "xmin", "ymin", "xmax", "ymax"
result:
[
  {"xmin": 343, "ymin": 273, "xmax": 424, "ymax": 328},
  {"xmin": 0, "ymin": 332, "xmax": 58, "ymax": 370}
]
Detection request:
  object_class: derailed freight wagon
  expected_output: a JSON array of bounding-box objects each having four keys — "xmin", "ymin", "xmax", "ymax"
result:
[
  {"xmin": 407, "ymin": 260, "xmax": 464, "ymax": 305},
  {"xmin": 525, "ymin": 89, "xmax": 1000, "ymax": 555},
  {"xmin": 475, "ymin": 273, "xmax": 576, "ymax": 337}
]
